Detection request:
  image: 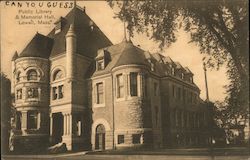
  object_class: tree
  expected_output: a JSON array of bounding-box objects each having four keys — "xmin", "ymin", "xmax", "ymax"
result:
[
  {"xmin": 0, "ymin": 73, "xmax": 12, "ymax": 154},
  {"xmin": 214, "ymin": 100, "xmax": 249, "ymax": 144},
  {"xmin": 108, "ymin": 0, "xmax": 249, "ymax": 108}
]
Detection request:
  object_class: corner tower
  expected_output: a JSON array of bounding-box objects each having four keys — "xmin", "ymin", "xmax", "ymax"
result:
[{"xmin": 12, "ymin": 33, "xmax": 53, "ymax": 152}]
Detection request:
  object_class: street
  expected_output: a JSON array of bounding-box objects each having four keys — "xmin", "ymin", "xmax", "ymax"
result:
[
  {"xmin": 2, "ymin": 147, "xmax": 250, "ymax": 160},
  {"xmin": 2, "ymin": 154, "xmax": 250, "ymax": 160}
]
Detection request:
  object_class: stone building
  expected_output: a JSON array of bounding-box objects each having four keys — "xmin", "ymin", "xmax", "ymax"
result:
[{"xmin": 11, "ymin": 6, "xmax": 211, "ymax": 152}]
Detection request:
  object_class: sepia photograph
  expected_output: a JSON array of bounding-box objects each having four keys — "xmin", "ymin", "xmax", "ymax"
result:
[{"xmin": 0, "ymin": 0, "xmax": 249, "ymax": 160}]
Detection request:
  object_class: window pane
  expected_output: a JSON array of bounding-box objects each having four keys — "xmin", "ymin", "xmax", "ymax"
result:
[
  {"xmin": 177, "ymin": 87, "xmax": 181, "ymax": 100},
  {"xmin": 97, "ymin": 60, "xmax": 104, "ymax": 70},
  {"xmin": 16, "ymin": 72, "xmax": 21, "ymax": 82},
  {"xmin": 58, "ymin": 85, "xmax": 64, "ymax": 99},
  {"xmin": 27, "ymin": 70, "xmax": 37, "ymax": 80},
  {"xmin": 132, "ymin": 134, "xmax": 141, "ymax": 144},
  {"xmin": 52, "ymin": 87, "xmax": 57, "ymax": 100},
  {"xmin": 16, "ymin": 112, "xmax": 21, "ymax": 130},
  {"xmin": 130, "ymin": 73, "xmax": 138, "ymax": 96},
  {"xmin": 28, "ymin": 111, "xmax": 38, "ymax": 129},
  {"xmin": 27, "ymin": 88, "xmax": 38, "ymax": 98},
  {"xmin": 117, "ymin": 74, "xmax": 124, "ymax": 98},
  {"xmin": 16, "ymin": 89, "xmax": 22, "ymax": 99},
  {"xmin": 118, "ymin": 135, "xmax": 124, "ymax": 144},
  {"xmin": 171, "ymin": 68, "xmax": 175, "ymax": 75},
  {"xmin": 54, "ymin": 70, "xmax": 63, "ymax": 81},
  {"xmin": 97, "ymin": 83, "xmax": 104, "ymax": 104},
  {"xmin": 183, "ymin": 89, "xmax": 186, "ymax": 102}
]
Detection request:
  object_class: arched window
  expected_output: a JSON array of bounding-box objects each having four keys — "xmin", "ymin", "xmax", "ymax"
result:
[
  {"xmin": 53, "ymin": 70, "xmax": 63, "ymax": 81},
  {"xmin": 27, "ymin": 69, "xmax": 38, "ymax": 80},
  {"xmin": 16, "ymin": 72, "xmax": 21, "ymax": 82},
  {"xmin": 96, "ymin": 124, "xmax": 105, "ymax": 134}
]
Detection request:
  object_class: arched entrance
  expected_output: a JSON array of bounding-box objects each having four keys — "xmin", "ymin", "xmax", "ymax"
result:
[{"xmin": 95, "ymin": 124, "xmax": 105, "ymax": 150}]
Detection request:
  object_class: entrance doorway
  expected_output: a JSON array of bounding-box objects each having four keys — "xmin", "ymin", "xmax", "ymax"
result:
[
  {"xmin": 95, "ymin": 124, "xmax": 105, "ymax": 150},
  {"xmin": 52, "ymin": 112, "xmax": 63, "ymax": 145}
]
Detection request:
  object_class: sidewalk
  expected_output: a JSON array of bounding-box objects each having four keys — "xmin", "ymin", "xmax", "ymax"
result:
[{"xmin": 2, "ymin": 151, "xmax": 87, "ymax": 159}]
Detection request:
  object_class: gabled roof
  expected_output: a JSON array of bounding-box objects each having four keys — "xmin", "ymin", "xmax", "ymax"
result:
[
  {"xmin": 47, "ymin": 6, "xmax": 112, "ymax": 58},
  {"xmin": 18, "ymin": 33, "xmax": 53, "ymax": 59}
]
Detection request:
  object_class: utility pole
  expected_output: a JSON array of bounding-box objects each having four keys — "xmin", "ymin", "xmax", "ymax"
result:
[
  {"xmin": 203, "ymin": 62, "xmax": 214, "ymax": 159},
  {"xmin": 203, "ymin": 62, "xmax": 209, "ymax": 102}
]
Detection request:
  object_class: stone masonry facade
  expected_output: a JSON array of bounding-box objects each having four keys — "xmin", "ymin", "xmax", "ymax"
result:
[{"xmin": 11, "ymin": 6, "xmax": 211, "ymax": 152}]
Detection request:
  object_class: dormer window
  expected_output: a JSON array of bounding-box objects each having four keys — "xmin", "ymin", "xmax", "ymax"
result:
[
  {"xmin": 171, "ymin": 67, "xmax": 175, "ymax": 75},
  {"xmin": 190, "ymin": 77, "xmax": 193, "ymax": 83},
  {"xmin": 96, "ymin": 49, "xmax": 110, "ymax": 71},
  {"xmin": 151, "ymin": 63, "xmax": 155, "ymax": 71},
  {"xmin": 148, "ymin": 60, "xmax": 154, "ymax": 71},
  {"xmin": 97, "ymin": 59, "xmax": 105, "ymax": 70},
  {"xmin": 181, "ymin": 73, "xmax": 184, "ymax": 79},
  {"xmin": 54, "ymin": 17, "xmax": 67, "ymax": 34}
]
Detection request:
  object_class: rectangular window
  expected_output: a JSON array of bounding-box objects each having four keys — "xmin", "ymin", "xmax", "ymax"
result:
[
  {"xmin": 16, "ymin": 89, "xmax": 22, "ymax": 99},
  {"xmin": 181, "ymin": 111, "xmax": 184, "ymax": 128},
  {"xmin": 172, "ymin": 85, "xmax": 175, "ymax": 98},
  {"xmin": 27, "ymin": 111, "xmax": 38, "ymax": 129},
  {"xmin": 132, "ymin": 134, "xmax": 141, "ymax": 144},
  {"xmin": 117, "ymin": 74, "xmax": 124, "ymax": 98},
  {"xmin": 130, "ymin": 72, "xmax": 138, "ymax": 96},
  {"xmin": 175, "ymin": 110, "xmax": 178, "ymax": 127},
  {"xmin": 27, "ymin": 88, "xmax": 38, "ymax": 98},
  {"xmin": 16, "ymin": 112, "xmax": 21, "ymax": 130},
  {"xmin": 58, "ymin": 85, "xmax": 64, "ymax": 99},
  {"xmin": 118, "ymin": 135, "xmax": 125, "ymax": 144},
  {"xmin": 177, "ymin": 87, "xmax": 181, "ymax": 100},
  {"xmin": 96, "ymin": 82, "xmax": 104, "ymax": 104},
  {"xmin": 190, "ymin": 92, "xmax": 193, "ymax": 103},
  {"xmin": 155, "ymin": 106, "xmax": 159, "ymax": 126},
  {"xmin": 97, "ymin": 60, "xmax": 105, "ymax": 70},
  {"xmin": 154, "ymin": 82, "xmax": 158, "ymax": 96},
  {"xmin": 183, "ymin": 89, "xmax": 186, "ymax": 102},
  {"xmin": 52, "ymin": 87, "xmax": 57, "ymax": 100}
]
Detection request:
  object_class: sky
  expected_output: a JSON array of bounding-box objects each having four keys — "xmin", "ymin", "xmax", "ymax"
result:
[{"xmin": 0, "ymin": 1, "xmax": 229, "ymax": 101}]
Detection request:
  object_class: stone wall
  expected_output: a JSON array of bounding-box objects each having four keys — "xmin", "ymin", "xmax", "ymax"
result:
[{"xmin": 13, "ymin": 57, "xmax": 50, "ymax": 152}]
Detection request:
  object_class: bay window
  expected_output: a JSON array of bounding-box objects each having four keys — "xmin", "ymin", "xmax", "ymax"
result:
[
  {"xmin": 130, "ymin": 72, "xmax": 138, "ymax": 96},
  {"xmin": 117, "ymin": 74, "xmax": 124, "ymax": 98}
]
